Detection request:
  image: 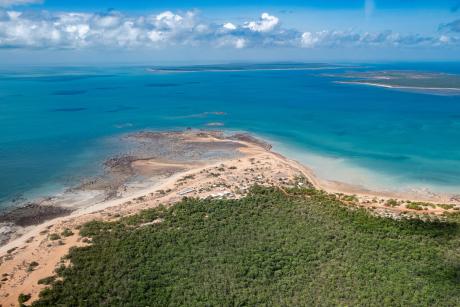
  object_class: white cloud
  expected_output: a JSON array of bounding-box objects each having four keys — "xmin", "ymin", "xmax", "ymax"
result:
[
  {"xmin": 147, "ymin": 30, "xmax": 163, "ymax": 42},
  {"xmin": 244, "ymin": 13, "xmax": 279, "ymax": 32},
  {"xmin": 298, "ymin": 29, "xmax": 444, "ymax": 48},
  {"xmin": 440, "ymin": 35, "xmax": 450, "ymax": 43},
  {"xmin": 0, "ymin": 9, "xmax": 456, "ymax": 51},
  {"xmin": 92, "ymin": 14, "xmax": 121, "ymax": 29},
  {"xmin": 155, "ymin": 11, "xmax": 183, "ymax": 29},
  {"xmin": 301, "ymin": 32, "xmax": 319, "ymax": 48},
  {"xmin": 6, "ymin": 9, "xmax": 20, "ymax": 18},
  {"xmin": 0, "ymin": 0, "xmax": 41, "ymax": 7},
  {"xmin": 223, "ymin": 22, "xmax": 236, "ymax": 31},
  {"xmin": 235, "ymin": 38, "xmax": 246, "ymax": 48}
]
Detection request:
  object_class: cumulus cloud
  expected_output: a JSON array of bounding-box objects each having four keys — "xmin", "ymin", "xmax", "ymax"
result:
[
  {"xmin": 301, "ymin": 32, "xmax": 319, "ymax": 48},
  {"xmin": 0, "ymin": 0, "xmax": 41, "ymax": 7},
  {"xmin": 244, "ymin": 13, "xmax": 279, "ymax": 32},
  {"xmin": 223, "ymin": 22, "xmax": 236, "ymax": 31},
  {"xmin": 0, "ymin": 9, "xmax": 202, "ymax": 48},
  {"xmin": 0, "ymin": 9, "xmax": 456, "ymax": 50},
  {"xmin": 301, "ymin": 29, "xmax": 440, "ymax": 48}
]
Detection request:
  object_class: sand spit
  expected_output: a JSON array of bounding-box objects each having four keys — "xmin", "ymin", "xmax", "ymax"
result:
[
  {"xmin": 335, "ymin": 81, "xmax": 460, "ymax": 95},
  {"xmin": 0, "ymin": 130, "xmax": 459, "ymax": 306}
]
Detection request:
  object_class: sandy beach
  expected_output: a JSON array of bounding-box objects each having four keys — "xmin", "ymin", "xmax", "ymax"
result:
[
  {"xmin": 0, "ymin": 130, "xmax": 459, "ymax": 306},
  {"xmin": 335, "ymin": 81, "xmax": 460, "ymax": 95}
]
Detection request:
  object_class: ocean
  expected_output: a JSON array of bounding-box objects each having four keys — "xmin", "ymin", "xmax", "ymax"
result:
[{"xmin": 1, "ymin": 63, "xmax": 460, "ymax": 208}]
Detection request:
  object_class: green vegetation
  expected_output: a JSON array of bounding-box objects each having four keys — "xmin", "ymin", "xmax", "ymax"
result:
[
  {"xmin": 61, "ymin": 228, "xmax": 74, "ymax": 237},
  {"xmin": 439, "ymin": 204, "xmax": 455, "ymax": 210},
  {"xmin": 178, "ymin": 175, "xmax": 195, "ymax": 182},
  {"xmin": 48, "ymin": 233, "xmax": 61, "ymax": 241},
  {"xmin": 27, "ymin": 261, "xmax": 39, "ymax": 272},
  {"xmin": 406, "ymin": 203, "xmax": 424, "ymax": 211},
  {"xmin": 37, "ymin": 276, "xmax": 56, "ymax": 285},
  {"xmin": 18, "ymin": 293, "xmax": 31, "ymax": 305},
  {"xmin": 407, "ymin": 201, "xmax": 436, "ymax": 209},
  {"xmin": 342, "ymin": 194, "xmax": 358, "ymax": 202},
  {"xmin": 385, "ymin": 199, "xmax": 399, "ymax": 207},
  {"xmin": 33, "ymin": 186, "xmax": 460, "ymax": 306}
]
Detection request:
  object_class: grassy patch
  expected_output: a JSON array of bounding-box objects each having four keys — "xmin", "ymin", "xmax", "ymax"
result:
[{"xmin": 33, "ymin": 186, "xmax": 460, "ymax": 306}]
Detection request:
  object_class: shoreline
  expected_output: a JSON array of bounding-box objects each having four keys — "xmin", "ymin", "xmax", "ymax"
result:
[
  {"xmin": 1, "ymin": 130, "xmax": 459, "ymax": 233},
  {"xmin": 335, "ymin": 80, "xmax": 460, "ymax": 94},
  {"xmin": 0, "ymin": 130, "xmax": 459, "ymax": 305},
  {"xmin": 146, "ymin": 66, "xmax": 354, "ymax": 73},
  {"xmin": 1, "ymin": 130, "xmax": 459, "ymax": 244}
]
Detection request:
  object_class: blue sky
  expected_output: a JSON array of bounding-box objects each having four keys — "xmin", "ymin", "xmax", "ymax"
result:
[
  {"xmin": 26, "ymin": 0, "xmax": 460, "ymax": 11},
  {"xmin": 1, "ymin": 0, "xmax": 460, "ymax": 64}
]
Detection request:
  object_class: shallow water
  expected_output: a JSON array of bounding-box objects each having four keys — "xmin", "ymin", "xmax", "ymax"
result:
[{"xmin": 1, "ymin": 63, "xmax": 460, "ymax": 207}]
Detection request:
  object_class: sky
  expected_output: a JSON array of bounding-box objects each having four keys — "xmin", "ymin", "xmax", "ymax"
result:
[{"xmin": 1, "ymin": 0, "xmax": 460, "ymax": 64}]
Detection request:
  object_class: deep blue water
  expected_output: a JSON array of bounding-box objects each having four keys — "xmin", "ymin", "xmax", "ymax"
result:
[{"xmin": 1, "ymin": 63, "xmax": 460, "ymax": 206}]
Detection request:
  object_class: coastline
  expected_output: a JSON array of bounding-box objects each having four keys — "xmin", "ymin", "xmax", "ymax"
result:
[
  {"xmin": 146, "ymin": 66, "xmax": 354, "ymax": 73},
  {"xmin": 0, "ymin": 130, "xmax": 459, "ymax": 305},
  {"xmin": 335, "ymin": 80, "xmax": 460, "ymax": 95}
]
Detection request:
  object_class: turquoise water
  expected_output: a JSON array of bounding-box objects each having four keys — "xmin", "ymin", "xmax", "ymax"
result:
[{"xmin": 1, "ymin": 63, "xmax": 460, "ymax": 206}]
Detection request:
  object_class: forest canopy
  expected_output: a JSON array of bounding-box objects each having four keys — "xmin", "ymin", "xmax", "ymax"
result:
[{"xmin": 32, "ymin": 186, "xmax": 460, "ymax": 306}]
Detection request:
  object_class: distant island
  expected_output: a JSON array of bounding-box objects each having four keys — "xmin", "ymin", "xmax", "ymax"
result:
[
  {"xmin": 146, "ymin": 63, "xmax": 354, "ymax": 73},
  {"xmin": 333, "ymin": 70, "xmax": 460, "ymax": 95}
]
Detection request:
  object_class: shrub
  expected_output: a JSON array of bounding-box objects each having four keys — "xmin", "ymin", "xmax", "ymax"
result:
[
  {"xmin": 182, "ymin": 174, "xmax": 195, "ymax": 180},
  {"xmin": 48, "ymin": 233, "xmax": 61, "ymax": 241},
  {"xmin": 342, "ymin": 194, "xmax": 358, "ymax": 202},
  {"xmin": 37, "ymin": 276, "xmax": 56, "ymax": 285},
  {"xmin": 438, "ymin": 204, "xmax": 455, "ymax": 210},
  {"xmin": 7, "ymin": 247, "xmax": 17, "ymax": 254},
  {"xmin": 55, "ymin": 264, "xmax": 66, "ymax": 275},
  {"xmin": 385, "ymin": 199, "xmax": 399, "ymax": 207},
  {"xmin": 406, "ymin": 203, "xmax": 423, "ymax": 210},
  {"xmin": 27, "ymin": 261, "xmax": 39, "ymax": 272},
  {"xmin": 61, "ymin": 228, "xmax": 74, "ymax": 237},
  {"xmin": 18, "ymin": 293, "xmax": 31, "ymax": 304}
]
